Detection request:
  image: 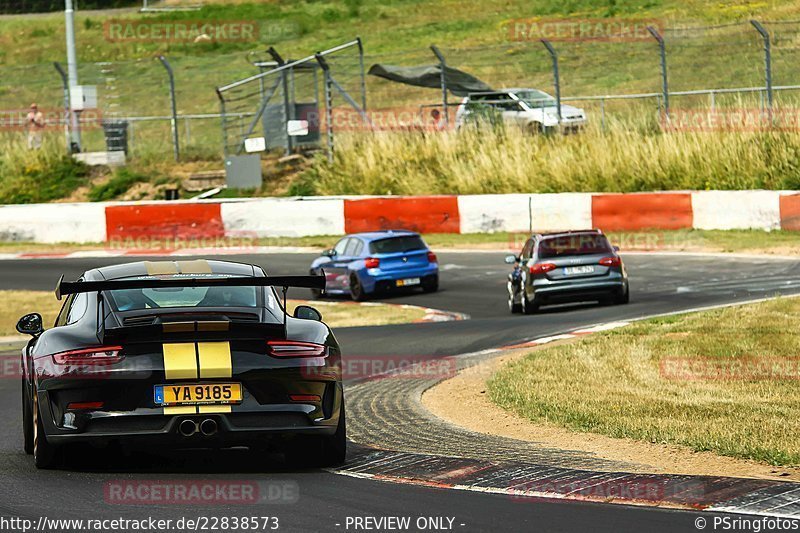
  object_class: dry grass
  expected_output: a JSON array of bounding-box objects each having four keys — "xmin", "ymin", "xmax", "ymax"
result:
[
  {"xmin": 0, "ymin": 291, "xmax": 424, "ymax": 336},
  {"xmin": 488, "ymin": 297, "xmax": 800, "ymax": 466},
  {"xmin": 305, "ymin": 120, "xmax": 800, "ymax": 195}
]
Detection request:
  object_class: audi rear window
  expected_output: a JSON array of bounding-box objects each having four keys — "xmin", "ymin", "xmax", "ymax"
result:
[
  {"xmin": 369, "ymin": 236, "xmax": 426, "ymax": 254},
  {"xmin": 538, "ymin": 234, "xmax": 613, "ymax": 259}
]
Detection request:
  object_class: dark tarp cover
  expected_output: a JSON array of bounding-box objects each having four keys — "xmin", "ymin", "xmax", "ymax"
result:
[{"xmin": 368, "ymin": 64, "xmax": 492, "ymax": 96}]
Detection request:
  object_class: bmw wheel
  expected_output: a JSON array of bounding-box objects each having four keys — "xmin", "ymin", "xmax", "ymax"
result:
[{"xmin": 349, "ymin": 274, "xmax": 367, "ymax": 302}]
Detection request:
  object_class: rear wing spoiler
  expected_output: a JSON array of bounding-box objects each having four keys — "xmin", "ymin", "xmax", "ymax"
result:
[{"xmin": 55, "ymin": 274, "xmax": 326, "ymax": 300}]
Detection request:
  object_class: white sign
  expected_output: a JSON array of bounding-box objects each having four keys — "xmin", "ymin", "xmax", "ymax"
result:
[
  {"xmin": 287, "ymin": 120, "xmax": 309, "ymax": 136},
  {"xmin": 70, "ymin": 86, "xmax": 97, "ymax": 111},
  {"xmin": 243, "ymin": 137, "xmax": 267, "ymax": 153}
]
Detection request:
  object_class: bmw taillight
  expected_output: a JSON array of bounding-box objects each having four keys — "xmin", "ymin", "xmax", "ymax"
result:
[
  {"xmin": 599, "ymin": 257, "xmax": 622, "ymax": 267},
  {"xmin": 365, "ymin": 257, "xmax": 380, "ymax": 269},
  {"xmin": 267, "ymin": 340, "xmax": 327, "ymax": 358},
  {"xmin": 52, "ymin": 346, "xmax": 123, "ymax": 365},
  {"xmin": 427, "ymin": 251, "xmax": 438, "ymax": 263},
  {"xmin": 529, "ymin": 263, "xmax": 557, "ymax": 275}
]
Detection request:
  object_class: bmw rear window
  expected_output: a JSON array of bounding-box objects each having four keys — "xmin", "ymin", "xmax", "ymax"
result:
[
  {"xmin": 538, "ymin": 234, "xmax": 612, "ymax": 259},
  {"xmin": 369, "ymin": 236, "xmax": 426, "ymax": 254}
]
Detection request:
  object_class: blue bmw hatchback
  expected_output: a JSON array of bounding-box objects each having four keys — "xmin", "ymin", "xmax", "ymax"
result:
[{"xmin": 309, "ymin": 230, "xmax": 439, "ymax": 300}]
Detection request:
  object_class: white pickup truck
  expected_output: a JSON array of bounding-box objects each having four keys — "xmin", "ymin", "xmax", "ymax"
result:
[{"xmin": 454, "ymin": 88, "xmax": 588, "ymax": 134}]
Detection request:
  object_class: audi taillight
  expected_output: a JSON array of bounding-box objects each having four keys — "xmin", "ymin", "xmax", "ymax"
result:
[
  {"xmin": 52, "ymin": 346, "xmax": 123, "ymax": 365},
  {"xmin": 599, "ymin": 257, "xmax": 622, "ymax": 267},
  {"xmin": 364, "ymin": 257, "xmax": 380, "ymax": 269},
  {"xmin": 529, "ymin": 263, "xmax": 557, "ymax": 275},
  {"xmin": 427, "ymin": 251, "xmax": 438, "ymax": 263},
  {"xmin": 267, "ymin": 340, "xmax": 327, "ymax": 358}
]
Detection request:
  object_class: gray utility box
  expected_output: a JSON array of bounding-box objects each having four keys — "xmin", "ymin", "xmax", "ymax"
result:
[{"xmin": 225, "ymin": 155, "xmax": 262, "ymax": 189}]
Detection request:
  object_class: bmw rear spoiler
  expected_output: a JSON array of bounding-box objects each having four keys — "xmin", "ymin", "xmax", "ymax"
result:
[{"xmin": 55, "ymin": 274, "xmax": 326, "ymax": 301}]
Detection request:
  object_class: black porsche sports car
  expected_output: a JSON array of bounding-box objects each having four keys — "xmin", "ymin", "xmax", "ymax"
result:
[{"xmin": 17, "ymin": 259, "xmax": 344, "ymax": 469}]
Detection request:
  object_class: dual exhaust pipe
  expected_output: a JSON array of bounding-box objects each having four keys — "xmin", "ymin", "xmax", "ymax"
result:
[{"xmin": 178, "ymin": 418, "xmax": 218, "ymax": 437}]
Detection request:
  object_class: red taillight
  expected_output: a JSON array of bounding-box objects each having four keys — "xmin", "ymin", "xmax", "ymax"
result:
[
  {"xmin": 427, "ymin": 251, "xmax": 438, "ymax": 263},
  {"xmin": 67, "ymin": 401, "xmax": 104, "ymax": 410},
  {"xmin": 267, "ymin": 340, "xmax": 327, "ymax": 358},
  {"xmin": 364, "ymin": 257, "xmax": 380, "ymax": 269},
  {"xmin": 289, "ymin": 394, "xmax": 321, "ymax": 402},
  {"xmin": 52, "ymin": 346, "xmax": 123, "ymax": 365},
  {"xmin": 599, "ymin": 256, "xmax": 622, "ymax": 267},
  {"xmin": 529, "ymin": 263, "xmax": 557, "ymax": 275}
]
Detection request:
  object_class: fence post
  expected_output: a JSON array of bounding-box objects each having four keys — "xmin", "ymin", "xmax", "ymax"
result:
[
  {"xmin": 540, "ymin": 39, "xmax": 561, "ymax": 123},
  {"xmin": 750, "ymin": 20, "xmax": 773, "ymax": 115},
  {"xmin": 647, "ymin": 26, "xmax": 669, "ymax": 120},
  {"xmin": 357, "ymin": 36, "xmax": 367, "ymax": 114},
  {"xmin": 430, "ymin": 45, "xmax": 449, "ymax": 125},
  {"xmin": 53, "ymin": 62, "xmax": 73, "ymax": 153},
  {"xmin": 216, "ymin": 88, "xmax": 229, "ymax": 158},
  {"xmin": 157, "ymin": 55, "xmax": 180, "ymax": 162},
  {"xmin": 267, "ymin": 47, "xmax": 293, "ymax": 155},
  {"xmin": 315, "ymin": 53, "xmax": 334, "ymax": 163}
]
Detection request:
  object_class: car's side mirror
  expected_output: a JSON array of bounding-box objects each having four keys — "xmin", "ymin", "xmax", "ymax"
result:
[
  {"xmin": 16, "ymin": 313, "xmax": 43, "ymax": 336},
  {"xmin": 504, "ymin": 255, "xmax": 518, "ymax": 265},
  {"xmin": 293, "ymin": 305, "xmax": 323, "ymax": 322},
  {"xmin": 613, "ymin": 245, "xmax": 620, "ymax": 252},
  {"xmin": 322, "ymin": 249, "xmax": 337, "ymax": 258}
]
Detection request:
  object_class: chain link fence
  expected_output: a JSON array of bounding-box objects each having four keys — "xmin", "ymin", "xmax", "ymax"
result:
[{"xmin": 8, "ymin": 19, "xmax": 800, "ymax": 163}]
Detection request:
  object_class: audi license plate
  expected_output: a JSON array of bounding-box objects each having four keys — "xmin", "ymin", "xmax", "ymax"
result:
[
  {"xmin": 563, "ymin": 266, "xmax": 594, "ymax": 275},
  {"xmin": 154, "ymin": 383, "xmax": 242, "ymax": 406}
]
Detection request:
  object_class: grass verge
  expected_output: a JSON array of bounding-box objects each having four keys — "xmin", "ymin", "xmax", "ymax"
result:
[
  {"xmin": 4, "ymin": 229, "xmax": 800, "ymax": 256},
  {"xmin": 0, "ymin": 291, "xmax": 425, "ymax": 336},
  {"xmin": 488, "ymin": 297, "xmax": 800, "ymax": 466}
]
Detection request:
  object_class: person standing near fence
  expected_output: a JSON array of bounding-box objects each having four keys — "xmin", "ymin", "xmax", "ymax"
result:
[{"xmin": 26, "ymin": 103, "xmax": 45, "ymax": 149}]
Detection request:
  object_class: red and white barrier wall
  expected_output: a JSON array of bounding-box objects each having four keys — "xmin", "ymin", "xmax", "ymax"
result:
[{"xmin": 5, "ymin": 191, "xmax": 800, "ymax": 244}]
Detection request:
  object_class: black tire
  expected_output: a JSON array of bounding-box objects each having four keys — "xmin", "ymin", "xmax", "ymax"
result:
[
  {"xmin": 349, "ymin": 274, "xmax": 367, "ymax": 302},
  {"xmin": 615, "ymin": 283, "xmax": 630, "ymax": 305},
  {"xmin": 422, "ymin": 275, "xmax": 439, "ymax": 293},
  {"xmin": 33, "ymin": 390, "xmax": 60, "ymax": 469},
  {"xmin": 22, "ymin": 377, "xmax": 33, "ymax": 455},
  {"xmin": 508, "ymin": 289, "xmax": 522, "ymax": 314},
  {"xmin": 286, "ymin": 403, "xmax": 346, "ymax": 468},
  {"xmin": 521, "ymin": 292, "xmax": 539, "ymax": 315}
]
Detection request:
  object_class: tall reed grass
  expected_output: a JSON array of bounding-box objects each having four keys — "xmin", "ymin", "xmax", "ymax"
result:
[{"xmin": 300, "ymin": 118, "xmax": 800, "ymax": 195}]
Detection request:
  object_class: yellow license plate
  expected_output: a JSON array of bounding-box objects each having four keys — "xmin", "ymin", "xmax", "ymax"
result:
[{"xmin": 154, "ymin": 383, "xmax": 242, "ymax": 406}]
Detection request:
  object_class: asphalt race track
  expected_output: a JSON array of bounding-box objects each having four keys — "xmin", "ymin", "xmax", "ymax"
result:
[{"xmin": 1, "ymin": 251, "xmax": 800, "ymax": 532}]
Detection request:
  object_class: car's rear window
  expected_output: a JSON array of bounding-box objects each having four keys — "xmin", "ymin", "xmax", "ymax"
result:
[
  {"xmin": 369, "ymin": 236, "xmax": 426, "ymax": 254},
  {"xmin": 537, "ymin": 234, "xmax": 612, "ymax": 259},
  {"xmin": 109, "ymin": 284, "xmax": 259, "ymax": 311}
]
